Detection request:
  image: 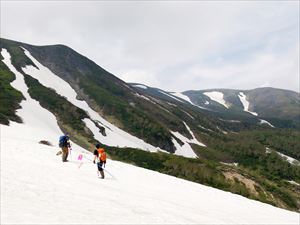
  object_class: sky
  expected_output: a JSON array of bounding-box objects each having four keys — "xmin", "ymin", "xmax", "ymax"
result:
[{"xmin": 1, "ymin": 1, "xmax": 299, "ymax": 92}]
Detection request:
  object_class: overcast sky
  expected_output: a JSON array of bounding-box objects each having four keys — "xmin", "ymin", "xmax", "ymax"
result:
[{"xmin": 1, "ymin": 1, "xmax": 299, "ymax": 92}]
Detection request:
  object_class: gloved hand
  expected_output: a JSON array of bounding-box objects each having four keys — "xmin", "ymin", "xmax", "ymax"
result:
[{"xmin": 93, "ymin": 160, "xmax": 95, "ymax": 164}]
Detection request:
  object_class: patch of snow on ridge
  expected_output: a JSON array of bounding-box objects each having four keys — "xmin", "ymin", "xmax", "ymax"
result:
[
  {"xmin": 276, "ymin": 151, "xmax": 299, "ymax": 165},
  {"xmin": 288, "ymin": 181, "xmax": 300, "ymax": 186},
  {"xmin": 238, "ymin": 92, "xmax": 258, "ymax": 116},
  {"xmin": 170, "ymin": 92, "xmax": 210, "ymax": 110},
  {"xmin": 182, "ymin": 110, "xmax": 195, "ymax": 120},
  {"xmin": 170, "ymin": 122, "xmax": 206, "ymax": 158},
  {"xmin": 198, "ymin": 125, "xmax": 214, "ymax": 132},
  {"xmin": 219, "ymin": 118, "xmax": 241, "ymax": 123},
  {"xmin": 21, "ymin": 48, "xmax": 160, "ymax": 152},
  {"xmin": 133, "ymin": 84, "xmax": 148, "ymax": 89},
  {"xmin": 259, "ymin": 119, "xmax": 275, "ymax": 128},
  {"xmin": 171, "ymin": 133, "xmax": 198, "ymax": 158},
  {"xmin": 265, "ymin": 147, "xmax": 272, "ymax": 154},
  {"xmin": 135, "ymin": 93, "xmax": 151, "ymax": 101},
  {"xmin": 266, "ymin": 147, "xmax": 299, "ymax": 165},
  {"xmin": 203, "ymin": 91, "xmax": 229, "ymax": 109},
  {"xmin": 221, "ymin": 162, "xmax": 238, "ymax": 167},
  {"xmin": 183, "ymin": 122, "xmax": 206, "ymax": 147},
  {"xmin": 171, "ymin": 92, "xmax": 194, "ymax": 105},
  {"xmin": 158, "ymin": 90, "xmax": 184, "ymax": 103}
]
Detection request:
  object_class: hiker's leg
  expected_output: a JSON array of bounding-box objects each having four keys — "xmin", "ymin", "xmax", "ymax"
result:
[
  {"xmin": 62, "ymin": 147, "xmax": 68, "ymax": 162},
  {"xmin": 97, "ymin": 162, "xmax": 104, "ymax": 178},
  {"xmin": 61, "ymin": 148, "xmax": 65, "ymax": 161},
  {"xmin": 100, "ymin": 170, "xmax": 105, "ymax": 179},
  {"xmin": 65, "ymin": 148, "xmax": 69, "ymax": 161}
]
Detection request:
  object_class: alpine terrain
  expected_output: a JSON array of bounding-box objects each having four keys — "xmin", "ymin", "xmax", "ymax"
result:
[{"xmin": 1, "ymin": 37, "xmax": 299, "ymax": 224}]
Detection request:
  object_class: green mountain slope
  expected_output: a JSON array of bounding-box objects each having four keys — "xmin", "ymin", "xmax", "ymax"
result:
[{"xmin": 0, "ymin": 59, "xmax": 23, "ymax": 125}]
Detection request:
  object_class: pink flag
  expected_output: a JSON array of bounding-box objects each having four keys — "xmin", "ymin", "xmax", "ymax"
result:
[{"xmin": 78, "ymin": 154, "xmax": 83, "ymax": 161}]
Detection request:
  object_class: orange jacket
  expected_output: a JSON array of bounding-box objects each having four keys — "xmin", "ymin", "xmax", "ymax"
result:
[{"xmin": 97, "ymin": 148, "xmax": 107, "ymax": 162}]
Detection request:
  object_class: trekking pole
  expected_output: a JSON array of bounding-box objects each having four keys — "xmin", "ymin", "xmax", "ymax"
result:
[
  {"xmin": 69, "ymin": 146, "xmax": 72, "ymax": 161},
  {"xmin": 103, "ymin": 168, "xmax": 116, "ymax": 180}
]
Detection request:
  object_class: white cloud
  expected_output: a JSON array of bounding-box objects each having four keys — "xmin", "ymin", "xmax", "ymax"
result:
[
  {"xmin": 181, "ymin": 44, "xmax": 299, "ymax": 92},
  {"xmin": 1, "ymin": 1, "xmax": 299, "ymax": 92},
  {"xmin": 119, "ymin": 69, "xmax": 159, "ymax": 87}
]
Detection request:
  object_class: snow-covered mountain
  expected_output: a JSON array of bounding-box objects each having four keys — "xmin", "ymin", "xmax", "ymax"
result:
[
  {"xmin": 183, "ymin": 88, "xmax": 300, "ymax": 127},
  {"xmin": 1, "ymin": 52, "xmax": 298, "ymax": 223},
  {"xmin": 131, "ymin": 84, "xmax": 300, "ymax": 129},
  {"xmin": 1, "ymin": 38, "xmax": 300, "ymax": 215}
]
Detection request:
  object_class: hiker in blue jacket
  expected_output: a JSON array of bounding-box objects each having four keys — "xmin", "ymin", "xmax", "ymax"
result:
[{"xmin": 59, "ymin": 134, "xmax": 71, "ymax": 162}]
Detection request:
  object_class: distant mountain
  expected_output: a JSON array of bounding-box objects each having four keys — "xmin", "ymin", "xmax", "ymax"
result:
[
  {"xmin": 131, "ymin": 83, "xmax": 300, "ymax": 128},
  {"xmin": 1, "ymin": 38, "xmax": 300, "ymax": 211},
  {"xmin": 183, "ymin": 87, "xmax": 299, "ymax": 117}
]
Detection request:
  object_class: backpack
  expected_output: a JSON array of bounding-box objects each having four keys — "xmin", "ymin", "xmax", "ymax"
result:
[
  {"xmin": 98, "ymin": 148, "xmax": 107, "ymax": 162},
  {"xmin": 59, "ymin": 135, "xmax": 69, "ymax": 148}
]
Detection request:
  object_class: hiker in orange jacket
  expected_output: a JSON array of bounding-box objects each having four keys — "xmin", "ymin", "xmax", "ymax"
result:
[{"xmin": 93, "ymin": 143, "xmax": 107, "ymax": 179}]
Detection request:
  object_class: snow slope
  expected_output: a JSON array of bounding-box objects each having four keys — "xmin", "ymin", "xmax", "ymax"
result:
[
  {"xmin": 132, "ymin": 84, "xmax": 148, "ymax": 89},
  {"xmin": 276, "ymin": 151, "xmax": 299, "ymax": 165},
  {"xmin": 183, "ymin": 122, "xmax": 206, "ymax": 147},
  {"xmin": 238, "ymin": 92, "xmax": 258, "ymax": 116},
  {"xmin": 21, "ymin": 48, "xmax": 160, "ymax": 152},
  {"xmin": 203, "ymin": 91, "xmax": 229, "ymax": 109},
  {"xmin": 260, "ymin": 119, "xmax": 275, "ymax": 128},
  {"xmin": 170, "ymin": 92, "xmax": 209, "ymax": 110},
  {"xmin": 171, "ymin": 134, "xmax": 198, "ymax": 158},
  {"xmin": 2, "ymin": 124, "xmax": 299, "ymax": 224},
  {"xmin": 171, "ymin": 92, "xmax": 194, "ymax": 104},
  {"xmin": 1, "ymin": 49, "xmax": 62, "ymax": 144},
  {"xmin": 172, "ymin": 122, "xmax": 206, "ymax": 158},
  {"xmin": 158, "ymin": 90, "xmax": 184, "ymax": 103},
  {"xmin": 1, "ymin": 49, "xmax": 299, "ymax": 224}
]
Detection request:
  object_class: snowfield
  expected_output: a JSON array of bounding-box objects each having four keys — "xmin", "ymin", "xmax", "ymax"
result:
[
  {"xmin": 238, "ymin": 92, "xmax": 258, "ymax": 116},
  {"xmin": 2, "ymin": 124, "xmax": 299, "ymax": 224},
  {"xmin": 132, "ymin": 84, "xmax": 148, "ymax": 89},
  {"xmin": 260, "ymin": 119, "xmax": 275, "ymax": 128},
  {"xmin": 203, "ymin": 91, "xmax": 229, "ymax": 109},
  {"xmin": 276, "ymin": 151, "xmax": 299, "ymax": 165},
  {"xmin": 170, "ymin": 92, "xmax": 194, "ymax": 105},
  {"xmin": 1, "ymin": 48, "xmax": 299, "ymax": 224},
  {"xmin": 170, "ymin": 92, "xmax": 209, "ymax": 110},
  {"xmin": 158, "ymin": 90, "xmax": 184, "ymax": 103}
]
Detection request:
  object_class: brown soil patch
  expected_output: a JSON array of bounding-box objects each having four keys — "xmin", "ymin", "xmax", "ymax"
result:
[{"xmin": 223, "ymin": 171, "xmax": 259, "ymax": 196}]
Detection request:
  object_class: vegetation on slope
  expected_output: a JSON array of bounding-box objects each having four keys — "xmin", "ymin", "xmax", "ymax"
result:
[
  {"xmin": 201, "ymin": 129, "xmax": 300, "ymax": 181},
  {"xmin": 79, "ymin": 77, "xmax": 176, "ymax": 152},
  {"xmin": 0, "ymin": 60, "xmax": 23, "ymax": 125},
  {"xmin": 105, "ymin": 143, "xmax": 299, "ymax": 211},
  {"xmin": 0, "ymin": 39, "xmax": 35, "ymax": 70}
]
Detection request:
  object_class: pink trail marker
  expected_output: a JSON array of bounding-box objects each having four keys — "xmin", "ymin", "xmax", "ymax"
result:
[{"xmin": 78, "ymin": 154, "xmax": 84, "ymax": 169}]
